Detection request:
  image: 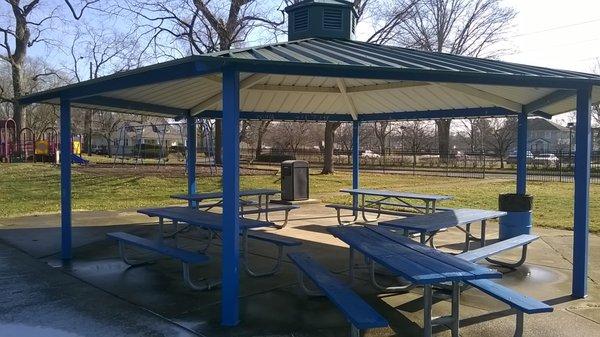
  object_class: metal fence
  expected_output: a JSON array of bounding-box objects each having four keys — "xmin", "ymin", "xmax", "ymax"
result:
[{"xmin": 241, "ymin": 148, "xmax": 600, "ymax": 184}]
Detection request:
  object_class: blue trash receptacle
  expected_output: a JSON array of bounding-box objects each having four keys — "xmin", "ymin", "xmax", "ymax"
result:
[{"xmin": 498, "ymin": 194, "xmax": 533, "ymax": 240}]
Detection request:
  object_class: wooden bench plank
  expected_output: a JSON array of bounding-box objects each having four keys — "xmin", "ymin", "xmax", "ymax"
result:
[
  {"xmin": 288, "ymin": 253, "xmax": 388, "ymax": 330},
  {"xmin": 366, "ymin": 226, "xmax": 501, "ymax": 279},
  {"xmin": 246, "ymin": 231, "xmax": 302, "ymax": 247},
  {"xmin": 458, "ymin": 235, "xmax": 539, "ymax": 263},
  {"xmin": 465, "ymin": 279, "xmax": 553, "ymax": 314},
  {"xmin": 107, "ymin": 232, "xmax": 210, "ymax": 264}
]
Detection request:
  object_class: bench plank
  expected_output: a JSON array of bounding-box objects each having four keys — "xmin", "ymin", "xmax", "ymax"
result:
[
  {"xmin": 379, "ymin": 208, "xmax": 506, "ymax": 233},
  {"xmin": 329, "ymin": 227, "xmax": 499, "ymax": 284},
  {"xmin": 288, "ymin": 253, "xmax": 387, "ymax": 330},
  {"xmin": 325, "ymin": 204, "xmax": 417, "ymax": 217},
  {"xmin": 458, "ymin": 235, "xmax": 539, "ymax": 263},
  {"xmin": 340, "ymin": 188, "xmax": 451, "ymax": 201},
  {"xmin": 107, "ymin": 232, "xmax": 210, "ymax": 264},
  {"xmin": 366, "ymin": 225, "xmax": 500, "ymax": 279},
  {"xmin": 240, "ymin": 205, "xmax": 299, "ymax": 215},
  {"xmin": 465, "ymin": 279, "xmax": 553, "ymax": 314},
  {"xmin": 138, "ymin": 206, "xmax": 272, "ymax": 230},
  {"xmin": 246, "ymin": 231, "xmax": 302, "ymax": 247}
]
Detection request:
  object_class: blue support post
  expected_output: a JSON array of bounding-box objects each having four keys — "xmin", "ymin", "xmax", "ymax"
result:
[
  {"xmin": 59, "ymin": 97, "xmax": 72, "ymax": 261},
  {"xmin": 573, "ymin": 87, "xmax": 592, "ymax": 298},
  {"xmin": 516, "ymin": 112, "xmax": 528, "ymax": 194},
  {"xmin": 186, "ymin": 114, "xmax": 197, "ymax": 208},
  {"xmin": 221, "ymin": 67, "xmax": 241, "ymax": 325},
  {"xmin": 352, "ymin": 121, "xmax": 360, "ymax": 212}
]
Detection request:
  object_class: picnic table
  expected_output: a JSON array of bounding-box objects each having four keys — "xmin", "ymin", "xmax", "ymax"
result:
[
  {"xmin": 328, "ymin": 225, "xmax": 501, "ymax": 337},
  {"xmin": 171, "ymin": 188, "xmax": 280, "ymax": 213},
  {"xmin": 171, "ymin": 189, "xmax": 297, "ymax": 226},
  {"xmin": 379, "ymin": 208, "xmax": 506, "ymax": 251},
  {"xmin": 331, "ymin": 188, "xmax": 452, "ymax": 224}
]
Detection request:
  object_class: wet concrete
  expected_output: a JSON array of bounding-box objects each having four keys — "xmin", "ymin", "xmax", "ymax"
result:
[{"xmin": 0, "ymin": 204, "xmax": 599, "ymax": 336}]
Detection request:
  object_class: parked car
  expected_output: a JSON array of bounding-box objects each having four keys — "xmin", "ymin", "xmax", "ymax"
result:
[
  {"xmin": 533, "ymin": 153, "xmax": 559, "ymax": 166},
  {"xmin": 362, "ymin": 150, "xmax": 381, "ymax": 159},
  {"xmin": 507, "ymin": 151, "xmax": 533, "ymax": 164}
]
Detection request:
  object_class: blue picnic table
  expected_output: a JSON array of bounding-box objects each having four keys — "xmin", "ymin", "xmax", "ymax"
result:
[
  {"xmin": 171, "ymin": 189, "xmax": 280, "ymax": 212},
  {"xmin": 339, "ymin": 188, "xmax": 452, "ymax": 222},
  {"xmin": 379, "ymin": 208, "xmax": 506, "ymax": 251},
  {"xmin": 328, "ymin": 225, "xmax": 501, "ymax": 337}
]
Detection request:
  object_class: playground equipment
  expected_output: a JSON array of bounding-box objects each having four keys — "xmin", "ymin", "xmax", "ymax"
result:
[
  {"xmin": 35, "ymin": 127, "xmax": 59, "ymax": 163},
  {"xmin": 0, "ymin": 119, "xmax": 16, "ymax": 163},
  {"xmin": 113, "ymin": 122, "xmax": 187, "ymax": 169},
  {"xmin": 197, "ymin": 119, "xmax": 217, "ymax": 175},
  {"xmin": 19, "ymin": 127, "xmax": 35, "ymax": 161}
]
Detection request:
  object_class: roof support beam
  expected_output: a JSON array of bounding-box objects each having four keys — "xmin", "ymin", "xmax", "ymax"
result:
[
  {"xmin": 337, "ymin": 79, "xmax": 358, "ymax": 120},
  {"xmin": 438, "ymin": 83, "xmax": 522, "ymax": 112},
  {"xmin": 191, "ymin": 73, "xmax": 267, "ymax": 115},
  {"xmin": 20, "ymin": 59, "xmax": 221, "ymax": 104},
  {"xmin": 74, "ymin": 96, "xmax": 189, "ymax": 116},
  {"xmin": 523, "ymin": 89, "xmax": 576, "ymax": 114},
  {"xmin": 201, "ymin": 106, "xmax": 515, "ymax": 122},
  {"xmin": 247, "ymin": 81, "xmax": 428, "ymax": 94},
  {"xmin": 358, "ymin": 107, "xmax": 517, "ymax": 121}
]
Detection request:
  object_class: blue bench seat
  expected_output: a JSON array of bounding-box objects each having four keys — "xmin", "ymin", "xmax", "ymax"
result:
[
  {"xmin": 465, "ymin": 278, "xmax": 553, "ymax": 336},
  {"xmin": 241, "ymin": 231, "xmax": 303, "ymax": 277},
  {"xmin": 107, "ymin": 232, "xmax": 217, "ymax": 290},
  {"xmin": 458, "ymin": 234, "xmax": 538, "ymax": 266},
  {"xmin": 288, "ymin": 252, "xmax": 388, "ymax": 336}
]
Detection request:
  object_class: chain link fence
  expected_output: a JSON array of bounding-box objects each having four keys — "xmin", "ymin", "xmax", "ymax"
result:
[{"xmin": 241, "ymin": 148, "xmax": 600, "ymax": 183}]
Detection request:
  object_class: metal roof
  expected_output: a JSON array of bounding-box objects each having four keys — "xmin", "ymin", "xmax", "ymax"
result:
[{"xmin": 19, "ymin": 37, "xmax": 600, "ymax": 120}]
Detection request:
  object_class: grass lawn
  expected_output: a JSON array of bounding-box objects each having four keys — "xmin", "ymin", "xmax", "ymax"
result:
[{"xmin": 0, "ymin": 163, "xmax": 597, "ymax": 232}]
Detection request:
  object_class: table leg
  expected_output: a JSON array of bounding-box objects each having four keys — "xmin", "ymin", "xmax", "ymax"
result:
[
  {"xmin": 480, "ymin": 220, "xmax": 487, "ymax": 247},
  {"xmin": 173, "ymin": 220, "xmax": 179, "ymax": 247},
  {"xmin": 425, "ymin": 200, "xmax": 430, "ymax": 214},
  {"xmin": 423, "ymin": 285, "xmax": 433, "ymax": 337},
  {"xmin": 464, "ymin": 223, "xmax": 471, "ymax": 252},
  {"xmin": 349, "ymin": 248, "xmax": 355, "ymax": 284},
  {"xmin": 451, "ymin": 281, "xmax": 460, "ymax": 337},
  {"xmin": 158, "ymin": 217, "xmax": 164, "ymax": 243},
  {"xmin": 264, "ymin": 195, "xmax": 271, "ymax": 222},
  {"xmin": 420, "ymin": 232, "xmax": 427, "ymax": 244},
  {"xmin": 431, "ymin": 200, "xmax": 437, "ymax": 213}
]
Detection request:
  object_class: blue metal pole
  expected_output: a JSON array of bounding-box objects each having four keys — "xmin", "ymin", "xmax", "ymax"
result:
[
  {"xmin": 186, "ymin": 114, "xmax": 197, "ymax": 208},
  {"xmin": 59, "ymin": 97, "xmax": 72, "ymax": 261},
  {"xmin": 352, "ymin": 121, "xmax": 360, "ymax": 211},
  {"xmin": 573, "ymin": 87, "xmax": 592, "ymax": 298},
  {"xmin": 221, "ymin": 67, "xmax": 240, "ymax": 325},
  {"xmin": 516, "ymin": 112, "xmax": 528, "ymax": 194}
]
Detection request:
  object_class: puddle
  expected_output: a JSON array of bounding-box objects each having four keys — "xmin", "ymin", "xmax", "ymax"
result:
[
  {"xmin": 0, "ymin": 323, "xmax": 82, "ymax": 337},
  {"xmin": 501, "ymin": 265, "xmax": 567, "ymax": 285}
]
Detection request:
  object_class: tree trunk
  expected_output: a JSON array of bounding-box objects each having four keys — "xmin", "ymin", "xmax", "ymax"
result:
[
  {"xmin": 84, "ymin": 111, "xmax": 93, "ymax": 155},
  {"xmin": 11, "ymin": 63, "xmax": 23, "ymax": 135},
  {"xmin": 214, "ymin": 119, "xmax": 222, "ymax": 165},
  {"xmin": 322, "ymin": 121, "xmax": 341, "ymax": 174},
  {"xmin": 436, "ymin": 119, "xmax": 451, "ymax": 162}
]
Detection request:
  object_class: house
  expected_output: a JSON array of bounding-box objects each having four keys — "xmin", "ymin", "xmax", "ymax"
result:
[
  {"xmin": 527, "ymin": 118, "xmax": 570, "ymax": 154},
  {"xmin": 90, "ymin": 123, "xmax": 186, "ymax": 156}
]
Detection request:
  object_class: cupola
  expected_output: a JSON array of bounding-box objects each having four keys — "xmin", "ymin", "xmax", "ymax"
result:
[{"xmin": 285, "ymin": 0, "xmax": 358, "ymax": 41}]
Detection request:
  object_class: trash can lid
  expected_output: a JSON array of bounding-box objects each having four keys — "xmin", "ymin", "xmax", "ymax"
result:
[{"xmin": 281, "ymin": 160, "xmax": 309, "ymax": 167}]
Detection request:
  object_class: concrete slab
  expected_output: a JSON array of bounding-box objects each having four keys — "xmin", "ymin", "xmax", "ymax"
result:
[{"xmin": 0, "ymin": 202, "xmax": 599, "ymax": 336}]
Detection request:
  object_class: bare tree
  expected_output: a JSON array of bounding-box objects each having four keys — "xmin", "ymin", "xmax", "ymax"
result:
[
  {"xmin": 403, "ymin": 121, "xmax": 434, "ymax": 164},
  {"xmin": 0, "ymin": 0, "xmax": 98, "ymax": 135},
  {"xmin": 383, "ymin": 0, "xmax": 516, "ymax": 159},
  {"xmin": 485, "ymin": 117, "xmax": 517, "ymax": 168},
  {"xmin": 253, "ymin": 120, "xmax": 270, "ymax": 158},
  {"xmin": 321, "ymin": 121, "xmax": 341, "ymax": 174}
]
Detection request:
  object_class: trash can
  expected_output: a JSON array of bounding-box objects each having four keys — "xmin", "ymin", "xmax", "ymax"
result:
[
  {"xmin": 498, "ymin": 193, "xmax": 533, "ymax": 240},
  {"xmin": 281, "ymin": 160, "xmax": 309, "ymax": 201}
]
